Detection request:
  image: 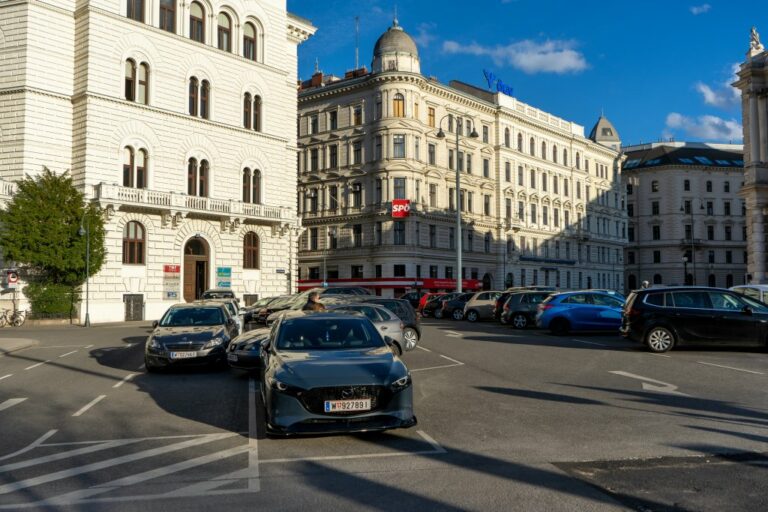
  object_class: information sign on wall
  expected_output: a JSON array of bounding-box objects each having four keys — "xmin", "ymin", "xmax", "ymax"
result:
[
  {"xmin": 163, "ymin": 264, "xmax": 180, "ymax": 300},
  {"xmin": 216, "ymin": 267, "xmax": 232, "ymax": 288},
  {"xmin": 391, "ymin": 199, "xmax": 411, "ymax": 218}
]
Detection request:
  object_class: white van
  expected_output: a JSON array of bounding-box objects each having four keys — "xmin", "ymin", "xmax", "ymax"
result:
[{"xmin": 730, "ymin": 285, "xmax": 768, "ymax": 304}]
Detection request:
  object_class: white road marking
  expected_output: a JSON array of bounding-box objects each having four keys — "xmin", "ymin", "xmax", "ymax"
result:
[
  {"xmin": 84, "ymin": 345, "xmax": 93, "ymax": 349},
  {"xmin": 248, "ymin": 378, "xmax": 260, "ymax": 491},
  {"xmin": 697, "ymin": 362, "xmax": 765, "ymax": 375},
  {"xmin": 0, "ymin": 374, "xmax": 12, "ymax": 381},
  {"xmin": 137, "ymin": 364, "xmax": 146, "ymax": 371},
  {"xmin": 42, "ymin": 432, "xmax": 248, "ymax": 447},
  {"xmin": 439, "ymin": 354, "xmax": 464, "ymax": 366},
  {"xmin": 571, "ymin": 339, "xmax": 607, "ymax": 347},
  {"xmin": 416, "ymin": 430, "xmax": 447, "ymax": 453},
  {"xmin": 59, "ymin": 350, "xmax": 78, "ymax": 358},
  {"xmin": 415, "ymin": 346, "xmax": 432, "ymax": 352},
  {"xmin": 0, "ymin": 439, "xmax": 143, "ymax": 472},
  {"xmin": 610, "ymin": 370, "xmax": 689, "ymax": 396},
  {"xmin": 24, "ymin": 360, "xmax": 51, "ymax": 370},
  {"xmin": 444, "ymin": 330, "xmax": 462, "ymax": 337},
  {"xmin": 0, "ymin": 430, "xmax": 57, "ymax": 463},
  {"xmin": 650, "ymin": 354, "xmax": 672, "ymax": 358},
  {"xmin": 72, "ymin": 395, "xmax": 107, "ymax": 417},
  {"xmin": 113, "ymin": 374, "xmax": 136, "ymax": 388},
  {"xmin": 0, "ymin": 399, "xmax": 26, "ymax": 412},
  {"xmin": 0, "ymin": 432, "xmax": 236, "ymax": 495}
]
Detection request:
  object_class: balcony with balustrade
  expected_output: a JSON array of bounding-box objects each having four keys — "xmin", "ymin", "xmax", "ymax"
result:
[{"xmin": 0, "ymin": 178, "xmax": 16, "ymax": 204}]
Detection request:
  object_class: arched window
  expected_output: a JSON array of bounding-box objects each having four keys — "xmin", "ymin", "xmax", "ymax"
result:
[
  {"xmin": 541, "ymin": 141, "xmax": 547, "ymax": 160},
  {"xmin": 653, "ymin": 273, "xmax": 662, "ymax": 284},
  {"xmin": 127, "ymin": 0, "xmax": 145, "ymax": 22},
  {"xmin": 200, "ymin": 80, "xmax": 210, "ymax": 119},
  {"xmin": 187, "ymin": 158, "xmax": 198, "ymax": 195},
  {"xmin": 244, "ymin": 232, "xmax": 260, "ymax": 269},
  {"xmin": 708, "ymin": 274, "xmax": 716, "ymax": 287},
  {"xmin": 124, "ymin": 59, "xmax": 136, "ymax": 101},
  {"xmin": 529, "ymin": 137, "xmax": 535, "ymax": 156},
  {"xmin": 252, "ymin": 169, "xmax": 261, "ymax": 203},
  {"xmin": 189, "ymin": 2, "xmax": 205, "ymax": 43},
  {"xmin": 517, "ymin": 133, "xmax": 523, "ymax": 151},
  {"xmin": 217, "ymin": 13, "xmax": 231, "ymax": 52},
  {"xmin": 138, "ymin": 63, "xmax": 149, "ymax": 105},
  {"xmin": 563, "ymin": 149, "xmax": 568, "ymax": 166},
  {"xmin": 504, "ymin": 128, "xmax": 510, "ymax": 148},
  {"xmin": 243, "ymin": 93, "xmax": 252, "ymax": 129},
  {"xmin": 552, "ymin": 145, "xmax": 558, "ymax": 164},
  {"xmin": 253, "ymin": 95, "xmax": 262, "ymax": 131},
  {"xmin": 199, "ymin": 159, "xmax": 209, "ymax": 196},
  {"xmin": 159, "ymin": 0, "xmax": 175, "ymax": 32},
  {"xmin": 123, "ymin": 221, "xmax": 145, "ymax": 265},
  {"xmin": 243, "ymin": 22, "xmax": 257, "ymax": 61},
  {"xmin": 393, "ymin": 93, "xmax": 405, "ymax": 117},
  {"xmin": 242, "ymin": 168, "xmax": 251, "ymax": 202},
  {"xmin": 136, "ymin": 149, "xmax": 147, "ymax": 189},
  {"xmin": 188, "ymin": 77, "xmax": 199, "ymax": 116},
  {"xmin": 123, "ymin": 147, "xmax": 134, "ymax": 187}
]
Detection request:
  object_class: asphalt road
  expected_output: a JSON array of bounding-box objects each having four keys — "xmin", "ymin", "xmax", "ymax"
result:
[{"xmin": 0, "ymin": 319, "xmax": 767, "ymax": 511}]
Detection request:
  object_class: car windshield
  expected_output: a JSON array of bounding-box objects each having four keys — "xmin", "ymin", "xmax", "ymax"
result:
[
  {"xmin": 160, "ymin": 307, "xmax": 224, "ymax": 327},
  {"xmin": 276, "ymin": 317, "xmax": 384, "ymax": 350}
]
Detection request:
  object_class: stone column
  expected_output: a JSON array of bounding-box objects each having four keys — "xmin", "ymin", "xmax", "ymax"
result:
[
  {"xmin": 750, "ymin": 93, "xmax": 761, "ymax": 163},
  {"xmin": 751, "ymin": 208, "xmax": 766, "ymax": 282},
  {"xmin": 759, "ymin": 94, "xmax": 768, "ymax": 162}
]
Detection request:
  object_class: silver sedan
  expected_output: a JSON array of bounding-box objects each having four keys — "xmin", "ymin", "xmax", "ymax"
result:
[{"xmin": 326, "ymin": 303, "xmax": 407, "ymax": 355}]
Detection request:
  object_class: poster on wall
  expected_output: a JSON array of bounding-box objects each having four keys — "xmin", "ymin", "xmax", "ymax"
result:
[
  {"xmin": 163, "ymin": 265, "xmax": 180, "ymax": 300},
  {"xmin": 216, "ymin": 267, "xmax": 232, "ymax": 288}
]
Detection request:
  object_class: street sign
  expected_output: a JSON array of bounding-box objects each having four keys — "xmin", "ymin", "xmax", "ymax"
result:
[
  {"xmin": 216, "ymin": 267, "xmax": 232, "ymax": 288},
  {"xmin": 162, "ymin": 265, "xmax": 180, "ymax": 300},
  {"xmin": 6, "ymin": 270, "xmax": 19, "ymax": 289}
]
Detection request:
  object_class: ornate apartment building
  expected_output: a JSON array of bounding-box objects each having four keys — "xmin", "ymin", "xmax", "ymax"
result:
[
  {"xmin": 296, "ymin": 20, "xmax": 626, "ymax": 297},
  {"xmin": 622, "ymin": 143, "xmax": 746, "ymax": 289},
  {"xmin": 734, "ymin": 27, "xmax": 768, "ymax": 283},
  {"xmin": 0, "ymin": 0, "xmax": 314, "ymax": 321}
]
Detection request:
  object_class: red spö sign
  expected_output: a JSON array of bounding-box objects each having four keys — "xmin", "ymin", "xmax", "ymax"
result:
[
  {"xmin": 163, "ymin": 265, "xmax": 181, "ymax": 273},
  {"xmin": 391, "ymin": 199, "xmax": 411, "ymax": 218}
]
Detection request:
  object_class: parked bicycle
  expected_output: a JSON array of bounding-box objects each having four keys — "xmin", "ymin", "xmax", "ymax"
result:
[{"xmin": 0, "ymin": 309, "xmax": 27, "ymax": 327}]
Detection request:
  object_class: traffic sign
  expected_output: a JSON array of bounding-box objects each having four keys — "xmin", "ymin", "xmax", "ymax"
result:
[{"xmin": 6, "ymin": 270, "xmax": 19, "ymax": 289}]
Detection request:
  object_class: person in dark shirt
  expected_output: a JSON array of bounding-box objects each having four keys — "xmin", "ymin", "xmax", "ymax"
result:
[{"xmin": 302, "ymin": 291, "xmax": 326, "ymax": 311}]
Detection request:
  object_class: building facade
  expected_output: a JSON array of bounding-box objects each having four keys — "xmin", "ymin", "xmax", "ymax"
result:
[
  {"xmin": 0, "ymin": 0, "xmax": 314, "ymax": 321},
  {"xmin": 622, "ymin": 142, "xmax": 746, "ymax": 289},
  {"xmin": 296, "ymin": 20, "xmax": 626, "ymax": 297},
  {"xmin": 734, "ymin": 28, "xmax": 768, "ymax": 283}
]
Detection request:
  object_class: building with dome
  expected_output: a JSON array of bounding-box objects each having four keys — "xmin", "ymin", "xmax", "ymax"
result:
[
  {"xmin": 0, "ymin": 0, "xmax": 314, "ymax": 322},
  {"xmin": 296, "ymin": 19, "xmax": 626, "ymax": 296}
]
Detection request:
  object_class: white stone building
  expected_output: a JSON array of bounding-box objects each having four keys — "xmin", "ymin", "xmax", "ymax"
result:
[
  {"xmin": 296, "ymin": 20, "xmax": 626, "ymax": 297},
  {"xmin": 622, "ymin": 142, "xmax": 746, "ymax": 289},
  {"xmin": 734, "ymin": 27, "xmax": 768, "ymax": 283},
  {"xmin": 0, "ymin": 0, "xmax": 314, "ymax": 321}
]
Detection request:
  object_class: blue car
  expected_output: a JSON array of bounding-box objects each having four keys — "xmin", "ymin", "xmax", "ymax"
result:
[{"xmin": 535, "ymin": 291, "xmax": 625, "ymax": 335}]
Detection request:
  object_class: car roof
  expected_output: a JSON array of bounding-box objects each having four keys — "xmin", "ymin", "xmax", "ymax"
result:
[
  {"xmin": 636, "ymin": 286, "xmax": 733, "ymax": 293},
  {"xmin": 730, "ymin": 284, "xmax": 768, "ymax": 291},
  {"xmin": 167, "ymin": 302, "xmax": 226, "ymax": 309},
  {"xmin": 280, "ymin": 311, "xmax": 370, "ymax": 321}
]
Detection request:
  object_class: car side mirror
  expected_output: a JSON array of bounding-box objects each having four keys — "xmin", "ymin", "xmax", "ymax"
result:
[
  {"xmin": 152, "ymin": 320, "xmax": 158, "ymax": 329},
  {"xmin": 741, "ymin": 306, "xmax": 753, "ymax": 316}
]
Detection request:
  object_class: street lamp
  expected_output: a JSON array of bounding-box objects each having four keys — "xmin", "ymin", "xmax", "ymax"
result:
[
  {"xmin": 680, "ymin": 201, "xmax": 704, "ymax": 286},
  {"xmin": 78, "ymin": 211, "xmax": 91, "ymax": 327},
  {"xmin": 436, "ymin": 115, "xmax": 478, "ymax": 293},
  {"xmin": 682, "ymin": 255, "xmax": 688, "ymax": 285}
]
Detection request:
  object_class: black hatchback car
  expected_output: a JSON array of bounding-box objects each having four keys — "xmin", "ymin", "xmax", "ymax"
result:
[{"xmin": 621, "ymin": 286, "xmax": 768, "ymax": 352}]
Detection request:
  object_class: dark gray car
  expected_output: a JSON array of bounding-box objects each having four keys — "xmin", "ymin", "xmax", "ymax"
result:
[{"xmin": 501, "ymin": 291, "xmax": 552, "ymax": 329}]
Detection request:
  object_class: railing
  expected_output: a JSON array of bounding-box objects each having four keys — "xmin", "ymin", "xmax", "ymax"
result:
[
  {"xmin": 680, "ymin": 238, "xmax": 705, "ymax": 246},
  {"xmin": 95, "ymin": 183, "xmax": 293, "ymax": 221},
  {"xmin": 0, "ymin": 179, "xmax": 17, "ymax": 199}
]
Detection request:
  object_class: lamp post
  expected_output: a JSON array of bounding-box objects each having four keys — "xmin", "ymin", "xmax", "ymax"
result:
[
  {"xmin": 78, "ymin": 210, "xmax": 91, "ymax": 327},
  {"xmin": 437, "ymin": 115, "xmax": 478, "ymax": 293},
  {"xmin": 682, "ymin": 255, "xmax": 688, "ymax": 285},
  {"xmin": 680, "ymin": 201, "xmax": 704, "ymax": 286}
]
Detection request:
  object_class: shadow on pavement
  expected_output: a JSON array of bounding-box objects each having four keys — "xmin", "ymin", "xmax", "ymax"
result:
[{"xmin": 476, "ymin": 386, "xmax": 606, "ymax": 405}]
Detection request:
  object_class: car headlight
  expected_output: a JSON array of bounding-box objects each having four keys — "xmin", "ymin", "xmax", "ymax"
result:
[
  {"xmin": 147, "ymin": 336, "xmax": 161, "ymax": 350},
  {"xmin": 204, "ymin": 337, "xmax": 224, "ymax": 349},
  {"xmin": 390, "ymin": 374, "xmax": 412, "ymax": 392},
  {"xmin": 268, "ymin": 377, "xmax": 293, "ymax": 393}
]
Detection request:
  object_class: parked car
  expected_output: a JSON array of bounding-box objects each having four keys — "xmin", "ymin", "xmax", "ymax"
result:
[
  {"xmin": 418, "ymin": 292, "xmax": 446, "ymax": 315},
  {"xmin": 492, "ymin": 292, "xmax": 514, "ymax": 322},
  {"xmin": 423, "ymin": 292, "xmax": 460, "ymax": 318},
  {"xmin": 227, "ymin": 328, "xmax": 271, "ymax": 371},
  {"xmin": 361, "ymin": 298, "xmax": 421, "ymax": 350},
  {"xmin": 197, "ymin": 298, "xmax": 243, "ymax": 336},
  {"xmin": 256, "ymin": 312, "xmax": 417, "ymax": 435},
  {"xmin": 501, "ymin": 291, "xmax": 552, "ymax": 329},
  {"xmin": 440, "ymin": 293, "xmax": 475, "ymax": 320},
  {"xmin": 506, "ymin": 286, "xmax": 556, "ymax": 293},
  {"xmin": 145, "ymin": 303, "xmax": 239, "ymax": 371},
  {"xmin": 201, "ymin": 288, "xmax": 238, "ymax": 302},
  {"xmin": 321, "ymin": 286, "xmax": 373, "ymax": 296},
  {"xmin": 327, "ymin": 303, "xmax": 407, "ymax": 354},
  {"xmin": 242, "ymin": 296, "xmax": 279, "ymax": 324},
  {"xmin": 398, "ymin": 290, "xmax": 426, "ymax": 310},
  {"xmin": 463, "ymin": 291, "xmax": 503, "ymax": 322},
  {"xmin": 249, "ymin": 295, "xmax": 295, "ymax": 325},
  {"xmin": 730, "ymin": 284, "xmax": 768, "ymax": 303},
  {"xmin": 621, "ymin": 286, "xmax": 768, "ymax": 353},
  {"xmin": 536, "ymin": 291, "xmax": 625, "ymax": 335}
]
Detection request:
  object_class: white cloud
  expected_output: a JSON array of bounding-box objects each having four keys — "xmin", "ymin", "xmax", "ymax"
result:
[
  {"xmin": 413, "ymin": 22, "xmax": 437, "ymax": 48},
  {"xmin": 694, "ymin": 63, "xmax": 741, "ymax": 108},
  {"xmin": 665, "ymin": 112, "xmax": 742, "ymax": 141},
  {"xmin": 442, "ymin": 39, "xmax": 588, "ymax": 74},
  {"xmin": 690, "ymin": 4, "xmax": 711, "ymax": 15}
]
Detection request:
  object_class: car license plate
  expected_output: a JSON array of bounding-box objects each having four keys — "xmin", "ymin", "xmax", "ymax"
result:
[
  {"xmin": 324, "ymin": 399, "xmax": 371, "ymax": 413},
  {"xmin": 227, "ymin": 353, "xmax": 238, "ymax": 362},
  {"xmin": 169, "ymin": 351, "xmax": 197, "ymax": 359}
]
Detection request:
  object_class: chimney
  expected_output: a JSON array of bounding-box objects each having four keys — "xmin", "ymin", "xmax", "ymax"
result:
[{"xmin": 310, "ymin": 71, "xmax": 323, "ymax": 87}]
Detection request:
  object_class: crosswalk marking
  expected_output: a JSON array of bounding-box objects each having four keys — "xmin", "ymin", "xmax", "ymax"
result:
[
  {"xmin": 0, "ymin": 399, "xmax": 26, "ymax": 412},
  {"xmin": 0, "ymin": 439, "xmax": 143, "ymax": 473}
]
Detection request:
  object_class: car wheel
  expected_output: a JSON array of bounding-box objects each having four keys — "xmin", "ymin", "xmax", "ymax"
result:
[
  {"xmin": 434, "ymin": 309, "xmax": 444, "ymax": 319},
  {"xmin": 403, "ymin": 328, "xmax": 419, "ymax": 350},
  {"xmin": 466, "ymin": 310, "xmax": 479, "ymax": 322},
  {"xmin": 550, "ymin": 318, "xmax": 570, "ymax": 336},
  {"xmin": 512, "ymin": 313, "xmax": 528, "ymax": 329},
  {"xmin": 452, "ymin": 309, "xmax": 464, "ymax": 321},
  {"xmin": 645, "ymin": 326, "xmax": 675, "ymax": 353}
]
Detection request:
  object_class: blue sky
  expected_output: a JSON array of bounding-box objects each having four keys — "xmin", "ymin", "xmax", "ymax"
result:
[{"xmin": 287, "ymin": 0, "xmax": 768, "ymax": 147}]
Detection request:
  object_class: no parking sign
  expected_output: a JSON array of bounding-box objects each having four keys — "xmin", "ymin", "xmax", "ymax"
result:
[{"xmin": 6, "ymin": 270, "xmax": 19, "ymax": 289}]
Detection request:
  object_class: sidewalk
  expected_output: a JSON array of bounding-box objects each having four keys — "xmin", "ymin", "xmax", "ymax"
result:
[{"xmin": 0, "ymin": 337, "xmax": 39, "ymax": 355}]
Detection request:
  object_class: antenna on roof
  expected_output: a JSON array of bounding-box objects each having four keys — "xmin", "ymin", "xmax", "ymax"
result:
[
  {"xmin": 394, "ymin": 4, "xmax": 399, "ymax": 26},
  {"xmin": 355, "ymin": 16, "xmax": 360, "ymax": 70}
]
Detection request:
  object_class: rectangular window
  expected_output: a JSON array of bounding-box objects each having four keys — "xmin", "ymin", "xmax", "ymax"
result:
[
  {"xmin": 374, "ymin": 178, "xmax": 383, "ymax": 204},
  {"xmin": 449, "ymin": 227, "xmax": 455, "ymax": 249},
  {"xmin": 310, "ymin": 227, "xmax": 318, "ymax": 250},
  {"xmin": 457, "ymin": 151, "xmax": 464, "ymax": 172},
  {"xmin": 159, "ymin": 0, "xmax": 175, "ymax": 32},
  {"xmin": 530, "ymin": 169, "xmax": 536, "ymax": 189},
  {"xmin": 353, "ymin": 106, "xmax": 362, "ymax": 125},
  {"xmin": 576, "ymin": 182, "xmax": 581, "ymax": 200},
  {"xmin": 328, "ymin": 227, "xmax": 337, "ymax": 249},
  {"xmin": 505, "ymin": 198, "xmax": 512, "ymax": 219},
  {"xmin": 430, "ymin": 265, "xmax": 438, "ymax": 278},
  {"xmin": 708, "ymin": 250, "xmax": 715, "ymax": 263},
  {"xmin": 518, "ymin": 201, "xmax": 524, "ymax": 221},
  {"xmin": 351, "ymin": 265, "xmax": 364, "ymax": 278},
  {"xmin": 484, "ymin": 195, "xmax": 491, "ymax": 216},
  {"xmin": 726, "ymin": 250, "xmax": 733, "ymax": 264},
  {"xmin": 652, "ymin": 225, "xmax": 660, "ymax": 240},
  {"xmin": 652, "ymin": 201, "xmax": 659, "ymax": 215},
  {"xmin": 394, "ymin": 178, "xmax": 406, "ymax": 199},
  {"xmin": 518, "ymin": 166, "xmax": 524, "ymax": 186},
  {"xmin": 482, "ymin": 125, "xmax": 489, "ymax": 143},
  {"xmin": 627, "ymin": 204, "xmax": 634, "ymax": 217},
  {"xmin": 484, "ymin": 159, "xmax": 491, "ymax": 178},
  {"xmin": 353, "ymin": 224, "xmax": 362, "ymax": 247},
  {"xmin": 707, "ymin": 225, "xmax": 714, "ymax": 240},
  {"xmin": 375, "ymin": 136, "xmax": 382, "ymax": 161},
  {"xmin": 554, "ymin": 208, "xmax": 560, "ymax": 227},
  {"xmin": 375, "ymin": 264, "xmax": 382, "ymax": 278},
  {"xmin": 467, "ymin": 191, "xmax": 473, "ymax": 213},
  {"xmin": 394, "ymin": 264, "xmax": 406, "ymax": 277},
  {"xmin": 685, "ymin": 224, "xmax": 692, "ymax": 240},
  {"xmin": 394, "ymin": 221, "xmax": 406, "ymax": 245},
  {"xmin": 466, "ymin": 154, "xmax": 472, "ymax": 174},
  {"xmin": 707, "ymin": 201, "xmax": 714, "ymax": 215},
  {"xmin": 329, "ymin": 111, "xmax": 337, "ymax": 130},
  {"xmin": 310, "ymin": 114, "xmax": 319, "ymax": 134},
  {"xmin": 564, "ymin": 179, "xmax": 569, "ymax": 197},
  {"xmin": 542, "ymin": 205, "xmax": 549, "ymax": 226},
  {"xmin": 725, "ymin": 225, "xmax": 732, "ymax": 241},
  {"xmin": 653, "ymin": 250, "xmax": 661, "ymax": 263},
  {"xmin": 328, "ymin": 145, "xmax": 338, "ymax": 169},
  {"xmin": 449, "ymin": 187, "xmax": 455, "ymax": 210},
  {"xmin": 428, "ymin": 144, "xmax": 436, "ymax": 165},
  {"xmin": 428, "ymin": 107, "xmax": 435, "ymax": 127},
  {"xmin": 628, "ymin": 226, "xmax": 635, "ymax": 242},
  {"xmin": 353, "ymin": 141, "xmax": 362, "ymax": 165},
  {"xmin": 448, "ymin": 149, "xmax": 454, "ymax": 170},
  {"xmin": 429, "ymin": 184, "xmax": 437, "ymax": 207},
  {"xmin": 375, "ymin": 221, "xmax": 382, "ymax": 245},
  {"xmin": 724, "ymin": 201, "xmax": 731, "ymax": 216},
  {"xmin": 530, "ymin": 204, "xmax": 537, "ymax": 224},
  {"xmin": 310, "ymin": 148, "xmax": 319, "ymax": 171},
  {"xmin": 351, "ymin": 183, "xmax": 362, "ymax": 207},
  {"xmin": 445, "ymin": 266, "xmax": 453, "ymax": 279},
  {"xmin": 415, "ymin": 137, "xmax": 420, "ymax": 161},
  {"xmin": 429, "ymin": 225, "xmax": 436, "ymax": 248},
  {"xmin": 329, "ymin": 186, "xmax": 338, "ymax": 212},
  {"xmin": 393, "ymin": 134, "xmax": 406, "ymax": 158}
]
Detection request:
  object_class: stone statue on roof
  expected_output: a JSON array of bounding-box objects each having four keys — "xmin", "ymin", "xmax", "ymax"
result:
[{"xmin": 750, "ymin": 26, "xmax": 764, "ymax": 52}]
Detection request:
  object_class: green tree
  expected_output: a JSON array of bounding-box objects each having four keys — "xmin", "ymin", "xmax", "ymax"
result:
[{"xmin": 0, "ymin": 168, "xmax": 105, "ymax": 285}]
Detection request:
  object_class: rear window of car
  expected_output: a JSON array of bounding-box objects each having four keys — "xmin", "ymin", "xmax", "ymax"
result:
[
  {"xmin": 644, "ymin": 293, "xmax": 665, "ymax": 307},
  {"xmin": 276, "ymin": 318, "xmax": 384, "ymax": 350}
]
